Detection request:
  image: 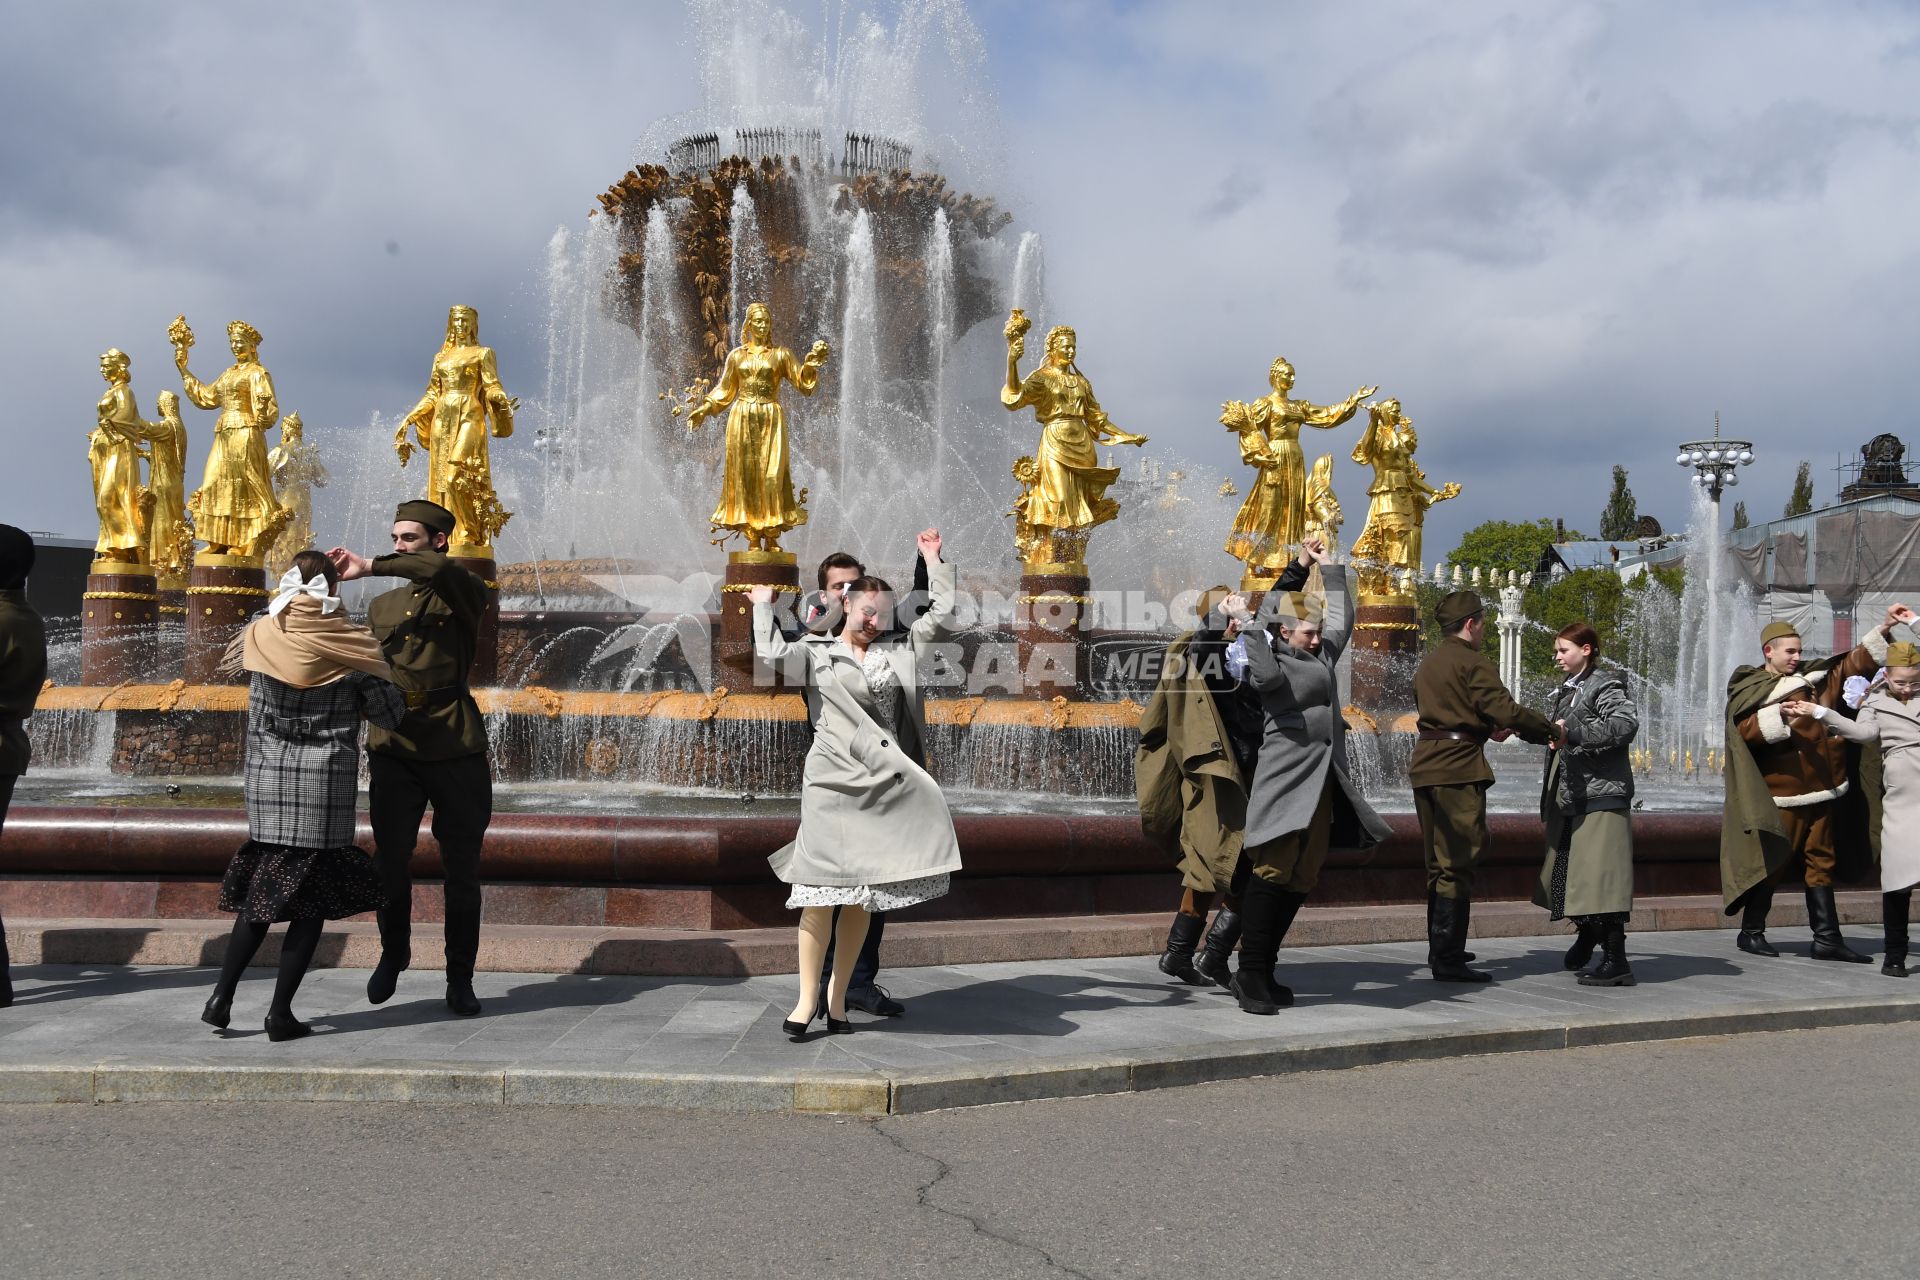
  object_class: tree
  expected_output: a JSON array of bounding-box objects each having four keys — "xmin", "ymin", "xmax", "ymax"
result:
[
  {"xmin": 1598, "ymin": 465, "xmax": 1638, "ymax": 540},
  {"xmin": 1784, "ymin": 461, "xmax": 1815, "ymax": 517},
  {"xmin": 1731, "ymin": 501, "xmax": 1749, "ymax": 531},
  {"xmin": 1446, "ymin": 518, "xmax": 1578, "ymax": 580}
]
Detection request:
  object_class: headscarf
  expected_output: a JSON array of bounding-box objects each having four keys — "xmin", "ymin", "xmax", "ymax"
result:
[{"xmin": 221, "ymin": 568, "xmax": 395, "ymax": 688}]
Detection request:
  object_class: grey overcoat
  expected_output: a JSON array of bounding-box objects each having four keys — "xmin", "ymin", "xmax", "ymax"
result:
[
  {"xmin": 1532, "ymin": 669, "xmax": 1637, "ymax": 919},
  {"xmin": 1240, "ymin": 565, "xmax": 1391, "ymax": 852},
  {"xmin": 752, "ymin": 560, "xmax": 963, "ymax": 888}
]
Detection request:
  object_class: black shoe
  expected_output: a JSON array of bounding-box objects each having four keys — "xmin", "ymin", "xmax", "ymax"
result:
[
  {"xmin": 782, "ymin": 996, "xmax": 823, "ymax": 1040},
  {"xmin": 1157, "ymin": 912, "xmax": 1210, "ymax": 985},
  {"xmin": 1736, "ymin": 930, "xmax": 1779, "ymax": 958},
  {"xmin": 1806, "ymin": 887, "xmax": 1872, "ymax": 963},
  {"xmin": 264, "ymin": 1012, "xmax": 312, "ymax": 1042},
  {"xmin": 1884, "ymin": 960, "xmax": 1910, "ymax": 978},
  {"xmin": 1429, "ymin": 896, "xmax": 1492, "ymax": 983},
  {"xmin": 367, "ymin": 952, "xmax": 407, "ymax": 1005},
  {"xmin": 1737, "ymin": 886, "xmax": 1776, "ymax": 956},
  {"xmin": 1193, "ymin": 906, "xmax": 1241, "ymax": 989},
  {"xmin": 201, "ymin": 992, "xmax": 233, "ymax": 1030},
  {"xmin": 1563, "ymin": 918, "xmax": 1602, "ymax": 971},
  {"xmin": 445, "ymin": 980, "xmax": 482, "ymax": 1017},
  {"xmin": 825, "ymin": 1014, "xmax": 854, "ymax": 1035},
  {"xmin": 845, "ymin": 984, "xmax": 904, "ymax": 1017},
  {"xmin": 1883, "ymin": 890, "xmax": 1911, "ymax": 979},
  {"xmin": 1578, "ymin": 918, "xmax": 1636, "ymax": 987},
  {"xmin": 1228, "ymin": 964, "xmax": 1293, "ymax": 1015}
]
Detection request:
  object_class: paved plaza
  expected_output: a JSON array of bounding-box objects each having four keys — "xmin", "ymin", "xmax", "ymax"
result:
[{"xmin": 3, "ymin": 923, "xmax": 1915, "ymax": 1113}]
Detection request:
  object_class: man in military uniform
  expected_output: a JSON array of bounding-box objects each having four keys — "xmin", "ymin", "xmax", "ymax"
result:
[
  {"xmin": 329, "ymin": 500, "xmax": 491, "ymax": 1016},
  {"xmin": 1410, "ymin": 590, "xmax": 1557, "ymax": 982},
  {"xmin": 0, "ymin": 525, "xmax": 49, "ymax": 1008},
  {"xmin": 1722, "ymin": 615, "xmax": 1900, "ymax": 960}
]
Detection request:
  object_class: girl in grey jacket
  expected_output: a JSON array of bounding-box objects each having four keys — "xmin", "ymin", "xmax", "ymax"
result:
[{"xmin": 1535, "ymin": 621, "xmax": 1638, "ymax": 986}]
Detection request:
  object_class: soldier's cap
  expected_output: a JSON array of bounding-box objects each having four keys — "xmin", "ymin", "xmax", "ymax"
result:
[
  {"xmin": 393, "ymin": 499, "xmax": 456, "ymax": 537},
  {"xmin": 1434, "ymin": 590, "xmax": 1484, "ymax": 631},
  {"xmin": 1886, "ymin": 640, "xmax": 1920, "ymax": 668},
  {"xmin": 0, "ymin": 523, "xmax": 33, "ymax": 589},
  {"xmin": 1760, "ymin": 621, "xmax": 1799, "ymax": 647}
]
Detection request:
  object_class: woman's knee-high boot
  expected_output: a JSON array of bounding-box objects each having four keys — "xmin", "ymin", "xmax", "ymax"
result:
[
  {"xmin": 1884, "ymin": 889, "xmax": 1912, "ymax": 978},
  {"xmin": 1229, "ymin": 877, "xmax": 1292, "ymax": 1014}
]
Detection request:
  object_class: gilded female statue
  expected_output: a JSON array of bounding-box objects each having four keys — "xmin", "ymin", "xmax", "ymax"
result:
[
  {"xmin": 1220, "ymin": 357, "xmax": 1373, "ymax": 575},
  {"xmin": 90, "ymin": 348, "xmax": 165, "ymax": 564},
  {"xmin": 686, "ymin": 301, "xmax": 828, "ymax": 555},
  {"xmin": 146, "ymin": 390, "xmax": 191, "ymax": 582},
  {"xmin": 268, "ymin": 413, "xmax": 328, "ymax": 574},
  {"xmin": 1304, "ymin": 452, "xmax": 1343, "ymax": 556},
  {"xmin": 172, "ymin": 317, "xmax": 288, "ymax": 560},
  {"xmin": 396, "ymin": 304, "xmax": 517, "ymax": 553},
  {"xmin": 1001, "ymin": 310, "xmax": 1145, "ymax": 569},
  {"xmin": 1350, "ymin": 398, "xmax": 1459, "ymax": 599}
]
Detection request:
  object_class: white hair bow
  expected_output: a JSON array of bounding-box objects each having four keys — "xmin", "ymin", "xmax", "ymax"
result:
[{"xmin": 267, "ymin": 567, "xmax": 341, "ymax": 617}]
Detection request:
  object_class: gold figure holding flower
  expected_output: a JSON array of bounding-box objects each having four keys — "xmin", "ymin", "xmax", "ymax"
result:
[
  {"xmin": 1001, "ymin": 309, "xmax": 1145, "ymax": 570},
  {"xmin": 171, "ymin": 316, "xmax": 288, "ymax": 562}
]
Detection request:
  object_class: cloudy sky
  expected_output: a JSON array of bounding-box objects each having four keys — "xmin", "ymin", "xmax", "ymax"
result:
[{"xmin": 4, "ymin": 0, "xmax": 1917, "ymax": 563}]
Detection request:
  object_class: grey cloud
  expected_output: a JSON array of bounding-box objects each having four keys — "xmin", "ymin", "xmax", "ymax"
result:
[{"xmin": 1196, "ymin": 166, "xmax": 1265, "ymax": 222}]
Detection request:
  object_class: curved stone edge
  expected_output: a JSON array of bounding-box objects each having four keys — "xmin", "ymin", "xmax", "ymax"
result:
[{"xmin": 4, "ymin": 993, "xmax": 1918, "ymax": 1114}]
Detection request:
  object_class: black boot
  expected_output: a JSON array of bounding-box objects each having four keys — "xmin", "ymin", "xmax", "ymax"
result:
[
  {"xmin": 1736, "ymin": 885, "xmax": 1779, "ymax": 957},
  {"xmin": 0, "ymin": 915, "xmax": 11, "ymax": 1008},
  {"xmin": 1882, "ymin": 889, "xmax": 1911, "ymax": 978},
  {"xmin": 445, "ymin": 977, "xmax": 482, "ymax": 1017},
  {"xmin": 1157, "ymin": 912, "xmax": 1210, "ymax": 985},
  {"xmin": 1562, "ymin": 916, "xmax": 1602, "ymax": 971},
  {"xmin": 1806, "ymin": 886, "xmax": 1871, "ymax": 963},
  {"xmin": 1578, "ymin": 915, "xmax": 1636, "ymax": 987},
  {"xmin": 367, "ymin": 906, "xmax": 410, "ymax": 1005},
  {"xmin": 1192, "ymin": 907, "xmax": 1242, "ymax": 989},
  {"xmin": 1228, "ymin": 879, "xmax": 1293, "ymax": 1014},
  {"xmin": 1430, "ymin": 896, "xmax": 1491, "ymax": 983},
  {"xmin": 1425, "ymin": 891, "xmax": 1475, "ymax": 964}
]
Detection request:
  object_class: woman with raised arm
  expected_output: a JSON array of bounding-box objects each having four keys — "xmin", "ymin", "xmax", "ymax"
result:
[
  {"xmin": 1534, "ymin": 622, "xmax": 1639, "ymax": 987},
  {"xmin": 749, "ymin": 529, "xmax": 960, "ymax": 1040}
]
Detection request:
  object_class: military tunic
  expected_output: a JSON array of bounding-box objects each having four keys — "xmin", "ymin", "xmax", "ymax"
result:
[
  {"xmin": 361, "ymin": 549, "xmax": 492, "ymax": 981},
  {"xmin": 1410, "ymin": 636, "xmax": 1555, "ymax": 899}
]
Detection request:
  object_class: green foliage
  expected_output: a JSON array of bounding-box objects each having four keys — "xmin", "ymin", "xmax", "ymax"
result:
[
  {"xmin": 1598, "ymin": 465, "xmax": 1638, "ymax": 541},
  {"xmin": 1785, "ymin": 461, "xmax": 1814, "ymax": 517},
  {"xmin": 1731, "ymin": 501, "xmax": 1749, "ymax": 531},
  {"xmin": 1447, "ymin": 518, "xmax": 1579, "ymax": 580}
]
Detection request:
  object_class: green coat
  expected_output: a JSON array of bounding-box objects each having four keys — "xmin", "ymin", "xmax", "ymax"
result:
[
  {"xmin": 1409, "ymin": 636, "xmax": 1556, "ymax": 789},
  {"xmin": 1136, "ymin": 630, "xmax": 1247, "ymax": 892},
  {"xmin": 365, "ymin": 550, "xmax": 489, "ymax": 761},
  {"xmin": 0, "ymin": 588, "xmax": 48, "ymax": 777}
]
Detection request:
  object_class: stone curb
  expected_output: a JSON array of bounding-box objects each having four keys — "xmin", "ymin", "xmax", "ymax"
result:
[{"xmin": 6, "ymin": 990, "xmax": 1918, "ymax": 1114}]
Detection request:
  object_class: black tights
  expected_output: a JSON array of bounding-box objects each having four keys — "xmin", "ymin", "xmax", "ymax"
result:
[{"xmin": 213, "ymin": 916, "xmax": 325, "ymax": 1016}]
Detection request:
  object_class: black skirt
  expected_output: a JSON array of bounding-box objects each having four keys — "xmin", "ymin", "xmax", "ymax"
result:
[{"xmin": 218, "ymin": 840, "xmax": 385, "ymax": 924}]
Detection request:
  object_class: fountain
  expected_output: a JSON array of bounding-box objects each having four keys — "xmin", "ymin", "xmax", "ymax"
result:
[{"xmin": 5, "ymin": 0, "xmax": 1734, "ymax": 951}]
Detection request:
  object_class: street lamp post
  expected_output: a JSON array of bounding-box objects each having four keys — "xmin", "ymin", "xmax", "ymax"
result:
[{"xmin": 1674, "ymin": 414, "xmax": 1755, "ymax": 503}]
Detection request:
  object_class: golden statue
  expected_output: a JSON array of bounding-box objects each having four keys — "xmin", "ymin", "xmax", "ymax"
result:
[
  {"xmin": 1220, "ymin": 358, "xmax": 1373, "ymax": 576},
  {"xmin": 685, "ymin": 300, "xmax": 827, "ymax": 556},
  {"xmin": 172, "ymin": 317, "xmax": 288, "ymax": 562},
  {"xmin": 1001, "ymin": 309, "xmax": 1145, "ymax": 570},
  {"xmin": 1350, "ymin": 398, "xmax": 1459, "ymax": 601},
  {"xmin": 267, "ymin": 413, "xmax": 328, "ymax": 574},
  {"xmin": 397, "ymin": 305, "xmax": 517, "ymax": 555},
  {"xmin": 90, "ymin": 348, "xmax": 165, "ymax": 566},
  {"xmin": 146, "ymin": 390, "xmax": 192, "ymax": 586},
  {"xmin": 1304, "ymin": 452, "xmax": 1343, "ymax": 554}
]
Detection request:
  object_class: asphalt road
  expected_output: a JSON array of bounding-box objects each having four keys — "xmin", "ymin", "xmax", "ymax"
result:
[{"xmin": 5, "ymin": 1023, "xmax": 1916, "ymax": 1279}]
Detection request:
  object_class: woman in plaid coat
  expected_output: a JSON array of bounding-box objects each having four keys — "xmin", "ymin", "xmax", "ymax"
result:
[{"xmin": 202, "ymin": 550, "xmax": 407, "ymax": 1041}]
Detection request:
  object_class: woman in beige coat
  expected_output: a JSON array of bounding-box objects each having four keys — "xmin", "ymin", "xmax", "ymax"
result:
[{"xmin": 750, "ymin": 530, "xmax": 961, "ymax": 1039}]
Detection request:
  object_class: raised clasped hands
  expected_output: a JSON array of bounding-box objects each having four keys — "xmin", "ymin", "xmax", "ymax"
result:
[
  {"xmin": 1780, "ymin": 698, "xmax": 1822, "ymax": 721},
  {"xmin": 1220, "ymin": 591, "xmax": 1251, "ymax": 622},
  {"xmin": 1884, "ymin": 603, "xmax": 1916, "ymax": 630},
  {"xmin": 1296, "ymin": 537, "xmax": 1330, "ymax": 566},
  {"xmin": 916, "ymin": 527, "xmax": 943, "ymax": 563},
  {"xmin": 325, "ymin": 546, "xmax": 372, "ymax": 583}
]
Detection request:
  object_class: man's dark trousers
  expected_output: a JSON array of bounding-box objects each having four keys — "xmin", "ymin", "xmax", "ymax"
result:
[{"xmin": 368, "ymin": 753, "xmax": 491, "ymax": 981}]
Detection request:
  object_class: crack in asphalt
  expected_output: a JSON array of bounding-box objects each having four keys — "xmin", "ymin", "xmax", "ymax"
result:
[{"xmin": 868, "ymin": 1117, "xmax": 1106, "ymax": 1280}]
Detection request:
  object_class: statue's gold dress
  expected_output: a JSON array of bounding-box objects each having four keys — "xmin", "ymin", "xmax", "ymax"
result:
[
  {"xmin": 404, "ymin": 343, "xmax": 514, "ymax": 549},
  {"xmin": 1005, "ymin": 363, "xmax": 1129, "ymax": 533},
  {"xmin": 90, "ymin": 383, "xmax": 160, "ymax": 561},
  {"xmin": 182, "ymin": 358, "xmax": 281, "ymax": 553},
  {"xmin": 694, "ymin": 343, "xmax": 821, "ymax": 541},
  {"xmin": 1223, "ymin": 393, "xmax": 1363, "ymax": 566}
]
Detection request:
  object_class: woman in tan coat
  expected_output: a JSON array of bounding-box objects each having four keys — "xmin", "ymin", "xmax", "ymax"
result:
[{"xmin": 750, "ymin": 530, "xmax": 960, "ymax": 1039}]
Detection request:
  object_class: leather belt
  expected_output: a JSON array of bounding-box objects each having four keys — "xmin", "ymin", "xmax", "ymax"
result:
[
  {"xmin": 1417, "ymin": 729, "xmax": 1489, "ymax": 744},
  {"xmin": 403, "ymin": 686, "xmax": 469, "ymax": 710}
]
